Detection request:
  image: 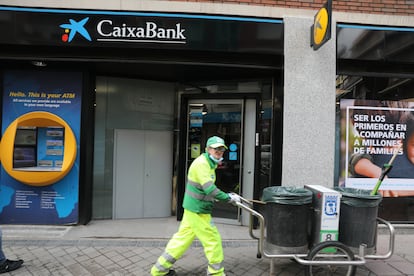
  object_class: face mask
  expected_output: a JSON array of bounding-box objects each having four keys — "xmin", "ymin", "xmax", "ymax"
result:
[{"xmin": 209, "ymin": 154, "xmax": 223, "ymax": 164}]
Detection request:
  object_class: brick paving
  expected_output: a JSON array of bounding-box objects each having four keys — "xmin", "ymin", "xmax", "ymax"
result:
[{"xmin": 1, "ymin": 220, "xmax": 414, "ymax": 275}]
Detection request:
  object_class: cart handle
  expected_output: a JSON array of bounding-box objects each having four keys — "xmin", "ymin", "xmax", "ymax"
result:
[
  {"xmin": 235, "ymin": 197, "xmax": 265, "ymax": 258},
  {"xmin": 363, "ymin": 217, "xmax": 395, "ymax": 260}
]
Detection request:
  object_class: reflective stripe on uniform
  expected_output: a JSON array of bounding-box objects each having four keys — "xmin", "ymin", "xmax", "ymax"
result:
[
  {"xmin": 154, "ymin": 262, "xmax": 169, "ymax": 273},
  {"xmin": 185, "ymin": 190, "xmax": 206, "ymax": 200},
  {"xmin": 162, "ymin": 251, "xmax": 177, "ymax": 264},
  {"xmin": 208, "ymin": 262, "xmax": 224, "ymax": 271},
  {"xmin": 187, "ymin": 179, "xmax": 203, "ymax": 189},
  {"xmin": 204, "ymin": 193, "xmax": 216, "ymax": 202},
  {"xmin": 209, "ymin": 188, "xmax": 220, "ymax": 197},
  {"xmin": 187, "ymin": 180, "xmax": 214, "ymax": 191},
  {"xmin": 201, "ymin": 181, "xmax": 214, "ymax": 191},
  {"xmin": 207, "ymin": 262, "xmax": 225, "ymax": 275},
  {"xmin": 153, "ymin": 251, "xmax": 177, "ymax": 274},
  {"xmin": 186, "ymin": 180, "xmax": 219, "ymax": 202},
  {"xmin": 185, "ymin": 189, "xmax": 217, "ymax": 202}
]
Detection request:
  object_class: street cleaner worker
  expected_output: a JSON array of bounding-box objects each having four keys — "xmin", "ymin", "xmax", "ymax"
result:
[{"xmin": 151, "ymin": 136, "xmax": 241, "ymax": 276}]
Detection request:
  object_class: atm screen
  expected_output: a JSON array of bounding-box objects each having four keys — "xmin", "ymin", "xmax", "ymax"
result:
[
  {"xmin": 13, "ymin": 147, "xmax": 36, "ymax": 168},
  {"xmin": 15, "ymin": 128, "xmax": 37, "ymax": 145}
]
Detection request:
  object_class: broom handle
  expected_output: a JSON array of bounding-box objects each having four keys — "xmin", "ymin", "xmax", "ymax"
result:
[
  {"xmin": 248, "ymin": 199, "xmax": 266, "ymax": 204},
  {"xmin": 370, "ymin": 144, "xmax": 401, "ymax": 196}
]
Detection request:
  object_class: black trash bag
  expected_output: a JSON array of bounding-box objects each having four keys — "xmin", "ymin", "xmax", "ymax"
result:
[
  {"xmin": 334, "ymin": 187, "xmax": 382, "ymax": 207},
  {"xmin": 262, "ymin": 186, "xmax": 313, "ymax": 205}
]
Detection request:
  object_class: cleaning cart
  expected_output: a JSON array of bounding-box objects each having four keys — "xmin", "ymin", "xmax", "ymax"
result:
[{"xmin": 236, "ymin": 184, "xmax": 395, "ymax": 276}]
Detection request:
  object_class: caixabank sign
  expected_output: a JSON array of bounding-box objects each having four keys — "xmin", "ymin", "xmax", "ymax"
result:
[
  {"xmin": 60, "ymin": 17, "xmax": 186, "ymax": 44},
  {"xmin": 0, "ymin": 6, "xmax": 283, "ymax": 53},
  {"xmin": 95, "ymin": 20, "xmax": 186, "ymax": 42}
]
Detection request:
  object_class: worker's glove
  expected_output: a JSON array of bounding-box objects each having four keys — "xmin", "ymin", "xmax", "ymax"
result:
[{"xmin": 227, "ymin": 192, "xmax": 241, "ymax": 206}]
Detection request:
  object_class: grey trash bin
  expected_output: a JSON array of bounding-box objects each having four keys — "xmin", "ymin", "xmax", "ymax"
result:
[
  {"xmin": 334, "ymin": 187, "xmax": 382, "ymax": 254},
  {"xmin": 262, "ymin": 186, "xmax": 313, "ymax": 253}
]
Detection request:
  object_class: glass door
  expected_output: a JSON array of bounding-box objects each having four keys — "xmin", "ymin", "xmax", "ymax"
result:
[{"xmin": 187, "ymin": 99, "xmax": 244, "ymax": 223}]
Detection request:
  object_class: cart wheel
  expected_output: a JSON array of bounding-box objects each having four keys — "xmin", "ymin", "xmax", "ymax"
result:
[{"xmin": 305, "ymin": 241, "xmax": 356, "ymax": 276}]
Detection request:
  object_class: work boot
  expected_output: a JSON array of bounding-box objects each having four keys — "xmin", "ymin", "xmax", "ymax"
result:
[
  {"xmin": 0, "ymin": 259, "xmax": 24, "ymax": 273},
  {"xmin": 165, "ymin": 270, "xmax": 176, "ymax": 276}
]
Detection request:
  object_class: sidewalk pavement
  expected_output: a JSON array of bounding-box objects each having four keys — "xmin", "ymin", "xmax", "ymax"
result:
[{"xmin": 1, "ymin": 218, "xmax": 414, "ymax": 275}]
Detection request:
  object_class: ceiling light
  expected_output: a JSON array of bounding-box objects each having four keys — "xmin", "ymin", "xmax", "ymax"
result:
[{"xmin": 31, "ymin": 61, "xmax": 47, "ymax": 67}]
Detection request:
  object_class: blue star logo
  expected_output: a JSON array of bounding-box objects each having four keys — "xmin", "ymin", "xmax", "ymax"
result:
[{"xmin": 60, "ymin": 17, "xmax": 91, "ymax": 42}]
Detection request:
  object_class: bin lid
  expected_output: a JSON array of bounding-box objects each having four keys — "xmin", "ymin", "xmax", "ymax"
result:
[
  {"xmin": 262, "ymin": 186, "xmax": 313, "ymax": 205},
  {"xmin": 334, "ymin": 187, "xmax": 382, "ymax": 207}
]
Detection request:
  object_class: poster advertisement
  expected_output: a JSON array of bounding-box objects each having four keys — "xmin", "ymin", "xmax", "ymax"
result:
[
  {"xmin": 0, "ymin": 70, "xmax": 82, "ymax": 224},
  {"xmin": 340, "ymin": 99, "xmax": 414, "ymax": 197}
]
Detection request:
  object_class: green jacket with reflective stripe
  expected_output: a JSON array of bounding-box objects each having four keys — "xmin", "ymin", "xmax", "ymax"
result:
[{"xmin": 182, "ymin": 153, "xmax": 230, "ymax": 214}]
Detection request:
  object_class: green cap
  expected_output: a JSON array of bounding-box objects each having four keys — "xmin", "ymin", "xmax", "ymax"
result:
[{"xmin": 206, "ymin": 136, "xmax": 228, "ymax": 149}]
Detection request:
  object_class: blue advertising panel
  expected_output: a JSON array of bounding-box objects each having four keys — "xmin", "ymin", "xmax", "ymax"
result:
[{"xmin": 0, "ymin": 70, "xmax": 82, "ymax": 224}]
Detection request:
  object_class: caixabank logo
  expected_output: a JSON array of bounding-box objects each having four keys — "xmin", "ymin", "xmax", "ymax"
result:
[
  {"xmin": 59, "ymin": 16, "xmax": 187, "ymax": 44},
  {"xmin": 60, "ymin": 17, "xmax": 92, "ymax": 42}
]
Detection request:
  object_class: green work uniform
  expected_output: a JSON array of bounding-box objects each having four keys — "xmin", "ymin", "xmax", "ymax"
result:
[{"xmin": 151, "ymin": 153, "xmax": 230, "ymax": 276}]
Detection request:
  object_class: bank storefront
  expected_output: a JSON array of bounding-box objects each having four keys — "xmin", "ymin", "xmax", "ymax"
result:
[
  {"xmin": 1, "ymin": 5, "xmax": 414, "ymax": 225},
  {"xmin": 0, "ymin": 6, "xmax": 284, "ymax": 225}
]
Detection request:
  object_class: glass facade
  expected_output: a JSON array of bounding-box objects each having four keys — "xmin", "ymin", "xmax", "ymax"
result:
[{"xmin": 336, "ymin": 24, "xmax": 414, "ymax": 222}]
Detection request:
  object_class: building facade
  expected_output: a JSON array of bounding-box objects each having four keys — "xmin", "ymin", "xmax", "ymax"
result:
[{"xmin": 0, "ymin": 0, "xmax": 413, "ymax": 225}]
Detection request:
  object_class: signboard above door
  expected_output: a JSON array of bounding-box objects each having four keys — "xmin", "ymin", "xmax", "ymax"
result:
[{"xmin": 0, "ymin": 6, "xmax": 283, "ymax": 54}]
